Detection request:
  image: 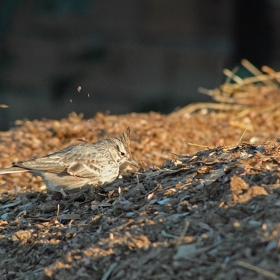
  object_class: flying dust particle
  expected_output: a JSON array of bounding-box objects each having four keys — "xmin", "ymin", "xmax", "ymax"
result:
[
  {"xmin": 88, "ymin": 94, "xmax": 90, "ymax": 97},
  {"xmin": 77, "ymin": 86, "xmax": 82, "ymax": 92},
  {"xmin": 0, "ymin": 104, "xmax": 9, "ymax": 108},
  {"xmin": 70, "ymin": 99, "xmax": 72, "ymax": 103}
]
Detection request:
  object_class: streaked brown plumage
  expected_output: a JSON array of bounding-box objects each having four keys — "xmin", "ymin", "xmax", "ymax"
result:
[{"xmin": 0, "ymin": 128, "xmax": 138, "ymax": 192}]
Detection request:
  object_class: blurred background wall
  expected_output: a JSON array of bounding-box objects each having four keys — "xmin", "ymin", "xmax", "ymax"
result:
[{"xmin": 0, "ymin": 0, "xmax": 279, "ymax": 130}]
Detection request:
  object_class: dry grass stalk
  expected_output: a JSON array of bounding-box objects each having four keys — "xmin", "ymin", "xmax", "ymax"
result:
[
  {"xmin": 241, "ymin": 59, "xmax": 278, "ymax": 88},
  {"xmin": 187, "ymin": 142, "xmax": 210, "ymax": 149},
  {"xmin": 173, "ymin": 60, "xmax": 280, "ymax": 117},
  {"xmin": 175, "ymin": 221, "xmax": 190, "ymax": 247},
  {"xmin": 235, "ymin": 128, "xmax": 247, "ymax": 146},
  {"xmin": 235, "ymin": 260, "xmax": 280, "ymax": 280}
]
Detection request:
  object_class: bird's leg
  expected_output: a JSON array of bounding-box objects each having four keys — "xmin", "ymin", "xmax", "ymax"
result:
[{"xmin": 60, "ymin": 189, "xmax": 67, "ymax": 198}]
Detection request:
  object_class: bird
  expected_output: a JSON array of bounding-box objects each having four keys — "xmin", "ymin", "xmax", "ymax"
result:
[{"xmin": 0, "ymin": 127, "xmax": 138, "ymax": 192}]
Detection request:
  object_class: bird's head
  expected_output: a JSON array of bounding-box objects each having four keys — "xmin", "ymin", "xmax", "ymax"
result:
[{"xmin": 112, "ymin": 127, "xmax": 139, "ymax": 168}]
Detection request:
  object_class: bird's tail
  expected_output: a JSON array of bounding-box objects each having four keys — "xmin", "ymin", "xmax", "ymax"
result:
[{"xmin": 0, "ymin": 167, "xmax": 28, "ymax": 174}]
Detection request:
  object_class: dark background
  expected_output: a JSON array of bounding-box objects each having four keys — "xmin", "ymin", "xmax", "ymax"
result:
[{"xmin": 0, "ymin": 0, "xmax": 279, "ymax": 130}]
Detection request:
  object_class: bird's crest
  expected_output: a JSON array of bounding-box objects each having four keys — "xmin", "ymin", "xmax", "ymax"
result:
[{"xmin": 117, "ymin": 127, "xmax": 131, "ymax": 149}]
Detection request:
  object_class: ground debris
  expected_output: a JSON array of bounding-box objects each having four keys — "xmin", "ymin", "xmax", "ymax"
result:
[
  {"xmin": 1, "ymin": 131, "xmax": 280, "ymax": 279},
  {"xmin": 1, "ymin": 66, "xmax": 280, "ymax": 278}
]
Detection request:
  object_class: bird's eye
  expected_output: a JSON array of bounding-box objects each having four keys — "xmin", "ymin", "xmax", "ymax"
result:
[{"xmin": 117, "ymin": 145, "xmax": 126, "ymax": 156}]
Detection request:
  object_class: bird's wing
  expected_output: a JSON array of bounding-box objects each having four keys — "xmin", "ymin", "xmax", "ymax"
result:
[{"xmin": 14, "ymin": 144, "xmax": 112, "ymax": 178}]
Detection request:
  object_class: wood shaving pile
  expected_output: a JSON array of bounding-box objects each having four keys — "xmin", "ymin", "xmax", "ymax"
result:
[{"xmin": 1, "ymin": 62, "xmax": 280, "ymax": 279}]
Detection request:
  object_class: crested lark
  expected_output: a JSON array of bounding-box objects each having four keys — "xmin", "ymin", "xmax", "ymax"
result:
[{"xmin": 0, "ymin": 127, "xmax": 138, "ymax": 192}]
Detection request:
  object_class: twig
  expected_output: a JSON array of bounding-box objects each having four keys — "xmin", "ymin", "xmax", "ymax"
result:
[
  {"xmin": 262, "ymin": 66, "xmax": 280, "ymax": 84},
  {"xmin": 146, "ymin": 184, "xmax": 160, "ymax": 197},
  {"xmin": 225, "ymin": 66, "xmax": 239, "ymax": 85},
  {"xmin": 239, "ymin": 73, "xmax": 280, "ymax": 88},
  {"xmin": 175, "ymin": 221, "xmax": 190, "ymax": 247},
  {"xmin": 171, "ymin": 102, "xmax": 243, "ymax": 116},
  {"xmin": 236, "ymin": 128, "xmax": 247, "ymax": 146},
  {"xmin": 223, "ymin": 69, "xmax": 243, "ymax": 84},
  {"xmin": 161, "ymin": 230, "xmax": 180, "ymax": 239},
  {"xmin": 241, "ymin": 59, "xmax": 278, "ymax": 88},
  {"xmin": 101, "ymin": 262, "xmax": 118, "ymax": 280},
  {"xmin": 187, "ymin": 142, "xmax": 210, "ymax": 149},
  {"xmin": 56, "ymin": 204, "xmax": 60, "ymax": 218},
  {"xmin": 236, "ymin": 260, "xmax": 280, "ymax": 280}
]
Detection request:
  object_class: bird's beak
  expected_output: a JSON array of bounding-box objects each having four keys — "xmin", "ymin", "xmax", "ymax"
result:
[{"xmin": 127, "ymin": 158, "xmax": 139, "ymax": 168}]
